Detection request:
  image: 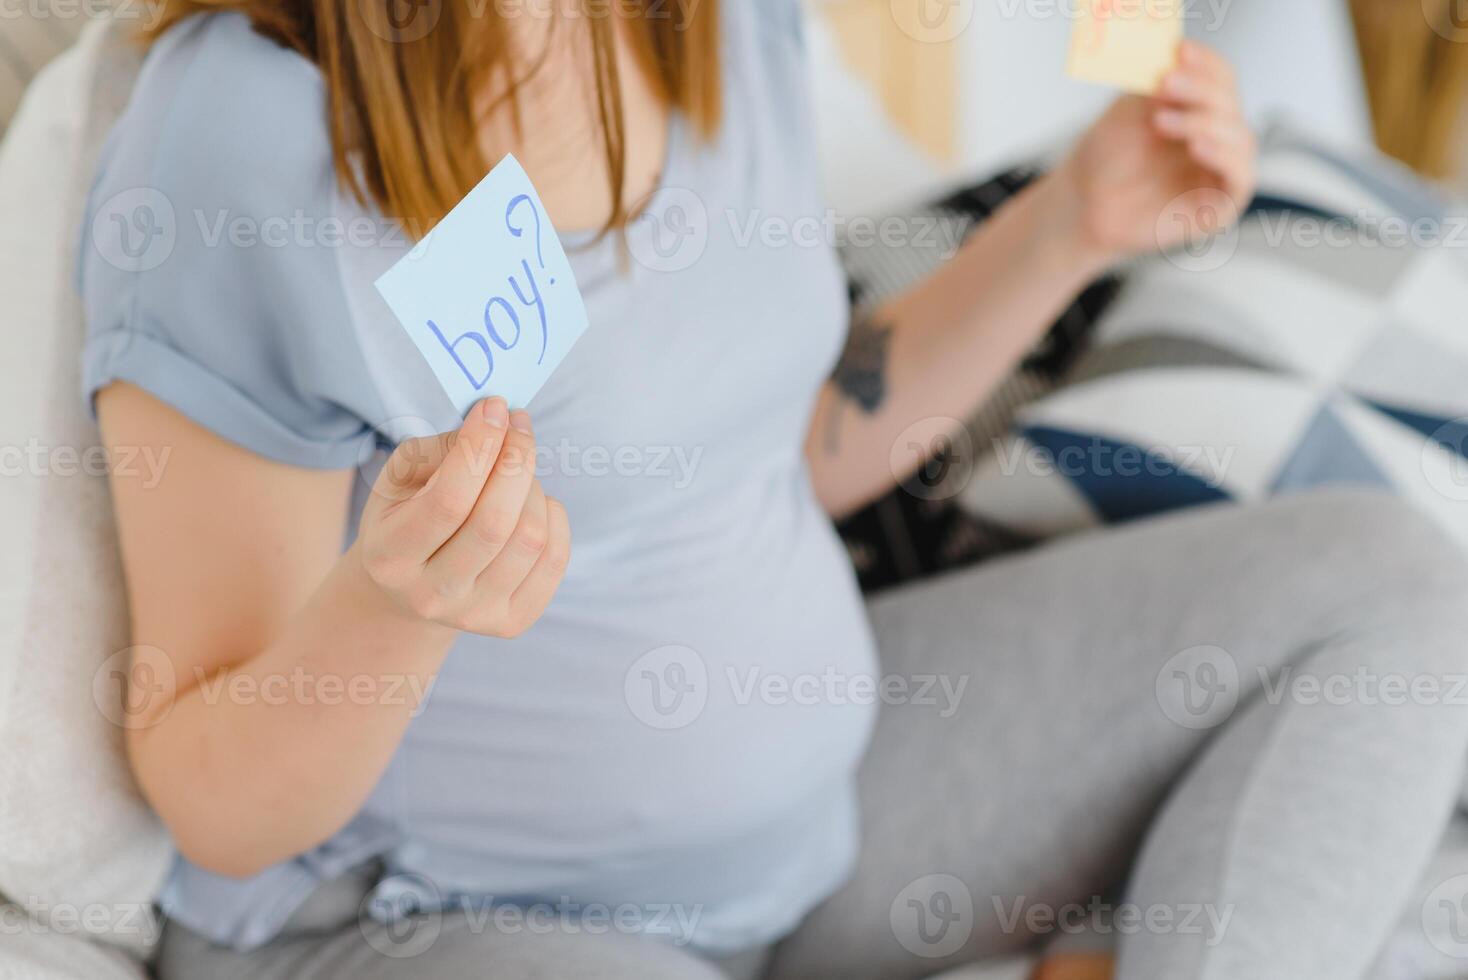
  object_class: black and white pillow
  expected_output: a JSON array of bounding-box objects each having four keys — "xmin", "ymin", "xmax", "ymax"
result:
[
  {"xmin": 835, "ymin": 168, "xmax": 1120, "ymax": 593},
  {"xmin": 956, "ymin": 129, "xmax": 1468, "ymax": 552}
]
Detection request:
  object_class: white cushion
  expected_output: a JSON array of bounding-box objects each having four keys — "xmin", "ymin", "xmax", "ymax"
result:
[
  {"xmin": 0, "ymin": 15, "xmax": 169, "ymax": 961},
  {"xmin": 0, "ymin": 4, "xmax": 89, "ymax": 136},
  {"xmin": 0, "ymin": 917, "xmax": 149, "ymax": 980}
]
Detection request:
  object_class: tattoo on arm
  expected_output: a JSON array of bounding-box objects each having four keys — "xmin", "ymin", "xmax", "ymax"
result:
[
  {"xmin": 833, "ymin": 314, "xmax": 892, "ymax": 413},
  {"xmin": 824, "ymin": 314, "xmax": 893, "ymax": 454}
]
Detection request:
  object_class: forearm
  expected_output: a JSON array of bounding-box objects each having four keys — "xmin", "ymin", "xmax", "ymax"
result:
[
  {"xmin": 807, "ymin": 174, "xmax": 1110, "ymax": 517},
  {"xmin": 127, "ymin": 545, "xmax": 457, "ymax": 878}
]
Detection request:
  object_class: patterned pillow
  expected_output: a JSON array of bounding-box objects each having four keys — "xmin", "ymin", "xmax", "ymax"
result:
[
  {"xmin": 956, "ymin": 127, "xmax": 1468, "ymax": 548},
  {"xmin": 1, "ymin": 2, "xmax": 91, "ymax": 136},
  {"xmin": 834, "ymin": 169, "xmax": 1120, "ymax": 592}
]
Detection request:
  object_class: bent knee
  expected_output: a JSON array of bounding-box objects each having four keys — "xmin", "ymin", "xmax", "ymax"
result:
[{"xmin": 1253, "ymin": 489, "xmax": 1468, "ymax": 596}]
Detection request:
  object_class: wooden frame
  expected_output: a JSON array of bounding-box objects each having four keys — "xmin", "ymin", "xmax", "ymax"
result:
[{"xmin": 1351, "ymin": 0, "xmax": 1468, "ymax": 178}]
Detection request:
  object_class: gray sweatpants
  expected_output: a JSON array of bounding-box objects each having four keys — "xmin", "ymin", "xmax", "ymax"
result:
[{"xmin": 157, "ymin": 491, "xmax": 1468, "ymax": 980}]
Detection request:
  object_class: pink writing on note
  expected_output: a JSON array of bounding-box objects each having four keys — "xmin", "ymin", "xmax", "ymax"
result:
[{"xmin": 1083, "ymin": 0, "xmax": 1117, "ymax": 55}]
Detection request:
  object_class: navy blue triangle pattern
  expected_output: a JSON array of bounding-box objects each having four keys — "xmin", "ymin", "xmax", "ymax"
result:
[
  {"xmin": 1367, "ymin": 401, "xmax": 1468, "ymax": 459},
  {"xmin": 1021, "ymin": 426, "xmax": 1231, "ymax": 524},
  {"xmin": 1245, "ymin": 195, "xmax": 1349, "ymax": 225}
]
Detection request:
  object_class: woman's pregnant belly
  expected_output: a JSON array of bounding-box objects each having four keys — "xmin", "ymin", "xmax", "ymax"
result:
[{"xmin": 363, "ymin": 476, "xmax": 879, "ymax": 946}]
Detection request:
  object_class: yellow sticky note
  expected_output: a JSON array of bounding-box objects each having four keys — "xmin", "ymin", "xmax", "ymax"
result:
[{"xmin": 1066, "ymin": 0, "xmax": 1183, "ymax": 95}]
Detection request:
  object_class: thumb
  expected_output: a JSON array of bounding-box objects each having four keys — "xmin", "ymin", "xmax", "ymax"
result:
[{"xmin": 373, "ymin": 430, "xmax": 460, "ymax": 504}]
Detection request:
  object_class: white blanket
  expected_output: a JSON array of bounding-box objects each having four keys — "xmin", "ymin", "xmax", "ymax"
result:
[{"xmin": 0, "ymin": 16, "xmax": 167, "ymax": 977}]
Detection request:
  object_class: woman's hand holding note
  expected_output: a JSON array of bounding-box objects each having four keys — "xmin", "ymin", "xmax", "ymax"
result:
[
  {"xmin": 357, "ymin": 398, "xmax": 570, "ymax": 639},
  {"xmin": 1048, "ymin": 39, "xmax": 1257, "ymax": 268},
  {"xmin": 364, "ymin": 156, "xmax": 579, "ymax": 638}
]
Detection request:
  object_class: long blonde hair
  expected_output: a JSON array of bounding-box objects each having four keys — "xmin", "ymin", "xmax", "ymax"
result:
[{"xmin": 141, "ymin": 1, "xmax": 722, "ymax": 235}]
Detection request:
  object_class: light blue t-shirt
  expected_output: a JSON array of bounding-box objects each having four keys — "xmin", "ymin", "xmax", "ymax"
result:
[{"xmin": 79, "ymin": 2, "xmax": 878, "ymax": 955}]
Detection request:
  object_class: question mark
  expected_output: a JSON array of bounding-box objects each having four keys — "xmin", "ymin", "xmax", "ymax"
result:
[
  {"xmin": 506, "ymin": 194, "xmax": 554, "ymax": 286},
  {"xmin": 505, "ymin": 193, "xmax": 553, "ymax": 363}
]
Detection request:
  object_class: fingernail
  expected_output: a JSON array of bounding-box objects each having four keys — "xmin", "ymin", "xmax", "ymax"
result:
[
  {"xmin": 510, "ymin": 411, "xmax": 533, "ymax": 434},
  {"xmin": 481, "ymin": 398, "xmax": 509, "ymax": 428},
  {"xmin": 1164, "ymin": 73, "xmax": 1192, "ymax": 97}
]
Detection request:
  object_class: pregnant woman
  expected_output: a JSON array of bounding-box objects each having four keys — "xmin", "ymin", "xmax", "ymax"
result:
[{"xmin": 84, "ymin": 2, "xmax": 1468, "ymax": 978}]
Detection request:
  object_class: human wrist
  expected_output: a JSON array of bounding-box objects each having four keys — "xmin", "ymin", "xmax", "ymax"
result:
[
  {"xmin": 338, "ymin": 541, "xmax": 459, "ymax": 649},
  {"xmin": 1025, "ymin": 164, "xmax": 1121, "ymax": 286}
]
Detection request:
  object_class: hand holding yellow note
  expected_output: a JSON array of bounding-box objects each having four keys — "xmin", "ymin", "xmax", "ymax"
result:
[{"xmin": 1066, "ymin": 0, "xmax": 1183, "ymax": 95}]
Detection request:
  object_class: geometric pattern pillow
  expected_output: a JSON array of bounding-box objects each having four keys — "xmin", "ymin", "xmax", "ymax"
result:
[
  {"xmin": 836, "ymin": 168, "xmax": 1121, "ymax": 592},
  {"xmin": 958, "ymin": 125, "xmax": 1468, "ymax": 549}
]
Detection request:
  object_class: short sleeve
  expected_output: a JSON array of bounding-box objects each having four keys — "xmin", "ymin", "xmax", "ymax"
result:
[{"xmin": 78, "ymin": 13, "xmax": 382, "ymax": 470}]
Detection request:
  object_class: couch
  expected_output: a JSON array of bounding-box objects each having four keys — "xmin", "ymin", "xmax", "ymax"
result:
[{"xmin": 3, "ymin": 7, "xmax": 1465, "ymax": 980}]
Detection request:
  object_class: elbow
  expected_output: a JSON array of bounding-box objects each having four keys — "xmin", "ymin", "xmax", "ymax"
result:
[
  {"xmin": 126, "ymin": 728, "xmax": 277, "ymax": 880},
  {"xmin": 171, "ymin": 830, "xmax": 273, "ymax": 880},
  {"xmin": 160, "ymin": 790, "xmax": 338, "ymax": 880},
  {"xmin": 138, "ymin": 768, "xmax": 330, "ymax": 880}
]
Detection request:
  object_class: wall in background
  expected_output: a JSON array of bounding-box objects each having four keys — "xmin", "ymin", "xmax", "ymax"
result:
[{"xmin": 815, "ymin": 0, "xmax": 1377, "ymax": 182}]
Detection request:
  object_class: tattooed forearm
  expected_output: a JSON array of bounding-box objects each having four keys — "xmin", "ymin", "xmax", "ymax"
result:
[
  {"xmin": 824, "ymin": 313, "xmax": 893, "ymax": 455},
  {"xmin": 832, "ymin": 314, "xmax": 892, "ymax": 413}
]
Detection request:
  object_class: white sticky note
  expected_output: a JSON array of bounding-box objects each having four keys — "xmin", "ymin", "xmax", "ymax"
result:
[
  {"xmin": 1066, "ymin": 0, "xmax": 1182, "ymax": 95},
  {"xmin": 374, "ymin": 154, "xmax": 589, "ymax": 414}
]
